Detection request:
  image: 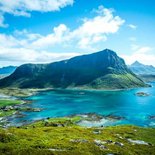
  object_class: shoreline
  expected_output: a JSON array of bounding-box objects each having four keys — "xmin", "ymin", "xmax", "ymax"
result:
[
  {"xmin": 1, "ymin": 111, "xmax": 155, "ymax": 129},
  {"xmin": 0, "ymin": 84, "xmax": 155, "ymax": 128},
  {"xmin": 0, "ymin": 88, "xmax": 155, "ymax": 154},
  {"xmin": 0, "ymin": 82, "xmax": 153, "ymax": 98}
]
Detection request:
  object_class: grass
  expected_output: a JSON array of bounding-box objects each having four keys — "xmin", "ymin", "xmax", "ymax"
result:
[
  {"xmin": 0, "ymin": 88, "xmax": 154, "ymax": 154},
  {"xmin": 0, "ymin": 99, "xmax": 23, "ymax": 117},
  {"xmin": 81, "ymin": 73, "xmax": 147, "ymax": 90},
  {"xmin": 27, "ymin": 116, "xmax": 82, "ymax": 127},
  {"xmin": 0, "ymin": 110, "xmax": 16, "ymax": 117},
  {"xmin": 0, "ymin": 99, "xmax": 22, "ymax": 108},
  {"xmin": 0, "ymin": 117, "xmax": 155, "ymax": 155}
]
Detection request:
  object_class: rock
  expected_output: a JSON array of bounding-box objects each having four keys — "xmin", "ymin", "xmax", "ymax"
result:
[
  {"xmin": 94, "ymin": 139, "xmax": 106, "ymax": 146},
  {"xmin": 115, "ymin": 134, "xmax": 123, "ymax": 139},
  {"xmin": 136, "ymin": 92, "xmax": 150, "ymax": 97},
  {"xmin": 99, "ymin": 145, "xmax": 107, "ymax": 150},
  {"xmin": 33, "ymin": 108, "xmax": 42, "ymax": 112},
  {"xmin": 114, "ymin": 142, "xmax": 124, "ymax": 147},
  {"xmin": 94, "ymin": 140, "xmax": 107, "ymax": 150},
  {"xmin": 149, "ymin": 115, "xmax": 155, "ymax": 120},
  {"xmin": 22, "ymin": 107, "xmax": 42, "ymax": 112},
  {"xmin": 48, "ymin": 148, "xmax": 66, "ymax": 151},
  {"xmin": 105, "ymin": 140, "xmax": 113, "ymax": 144},
  {"xmin": 127, "ymin": 139, "xmax": 149, "ymax": 145},
  {"xmin": 57, "ymin": 124, "xmax": 65, "ymax": 127},
  {"xmin": 70, "ymin": 139, "xmax": 88, "ymax": 143},
  {"xmin": 105, "ymin": 114, "xmax": 125, "ymax": 120},
  {"xmin": 3, "ymin": 106, "xmax": 14, "ymax": 111},
  {"xmin": 93, "ymin": 129, "xmax": 101, "ymax": 134}
]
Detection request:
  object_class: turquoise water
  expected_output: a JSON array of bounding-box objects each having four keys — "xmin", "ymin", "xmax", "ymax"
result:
[{"xmin": 8, "ymin": 82, "xmax": 155, "ymax": 127}]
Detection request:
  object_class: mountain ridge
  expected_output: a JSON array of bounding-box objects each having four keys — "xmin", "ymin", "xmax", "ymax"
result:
[
  {"xmin": 129, "ymin": 61, "xmax": 155, "ymax": 82},
  {"xmin": 129, "ymin": 61, "xmax": 155, "ymax": 75},
  {"xmin": 0, "ymin": 66, "xmax": 17, "ymax": 75},
  {"xmin": 0, "ymin": 49, "xmax": 147, "ymax": 89},
  {"xmin": 0, "ymin": 66, "xmax": 17, "ymax": 79}
]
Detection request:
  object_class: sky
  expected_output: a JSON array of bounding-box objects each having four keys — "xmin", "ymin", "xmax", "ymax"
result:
[{"xmin": 0, "ymin": 0, "xmax": 155, "ymax": 67}]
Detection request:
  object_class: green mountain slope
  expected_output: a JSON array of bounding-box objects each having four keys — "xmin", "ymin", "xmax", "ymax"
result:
[{"xmin": 0, "ymin": 49, "xmax": 147, "ymax": 89}]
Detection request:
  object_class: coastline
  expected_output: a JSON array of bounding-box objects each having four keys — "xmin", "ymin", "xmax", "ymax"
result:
[
  {"xmin": 0, "ymin": 84, "xmax": 154, "ymax": 128},
  {"xmin": 0, "ymin": 88, "xmax": 155, "ymax": 154},
  {"xmin": 0, "ymin": 81, "xmax": 152, "ymax": 98}
]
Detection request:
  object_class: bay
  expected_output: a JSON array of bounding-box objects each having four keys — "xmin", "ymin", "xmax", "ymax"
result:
[{"xmin": 7, "ymin": 82, "xmax": 155, "ymax": 127}]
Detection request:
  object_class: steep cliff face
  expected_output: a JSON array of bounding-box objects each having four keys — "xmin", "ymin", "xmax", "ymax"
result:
[{"xmin": 0, "ymin": 49, "xmax": 146, "ymax": 89}]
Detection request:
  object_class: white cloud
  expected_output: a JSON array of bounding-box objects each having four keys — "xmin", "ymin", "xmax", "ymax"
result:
[
  {"xmin": 128, "ymin": 24, "xmax": 137, "ymax": 29},
  {"xmin": 0, "ymin": 0, "xmax": 74, "ymax": 27},
  {"xmin": 73, "ymin": 6, "xmax": 125, "ymax": 48},
  {"xmin": 31, "ymin": 5, "xmax": 125, "ymax": 50},
  {"xmin": 0, "ymin": 5, "xmax": 125, "ymax": 66},
  {"xmin": 31, "ymin": 24, "xmax": 70, "ymax": 49},
  {"xmin": 0, "ymin": 14, "xmax": 8, "ymax": 28},
  {"xmin": 0, "ymin": 47, "xmax": 78, "ymax": 66},
  {"xmin": 0, "ymin": 34, "xmax": 20, "ymax": 47},
  {"xmin": 121, "ymin": 46, "xmax": 155, "ymax": 66},
  {"xmin": 136, "ymin": 46, "xmax": 152, "ymax": 54}
]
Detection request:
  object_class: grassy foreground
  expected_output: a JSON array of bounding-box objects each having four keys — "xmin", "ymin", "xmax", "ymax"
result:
[{"xmin": 0, "ymin": 117, "xmax": 155, "ymax": 155}]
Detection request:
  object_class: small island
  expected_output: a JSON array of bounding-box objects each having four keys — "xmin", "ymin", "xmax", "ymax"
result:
[{"xmin": 135, "ymin": 92, "xmax": 150, "ymax": 97}]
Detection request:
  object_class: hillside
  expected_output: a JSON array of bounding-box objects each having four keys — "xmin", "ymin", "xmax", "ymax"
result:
[
  {"xmin": 129, "ymin": 61, "xmax": 155, "ymax": 82},
  {"xmin": 129, "ymin": 61, "xmax": 155, "ymax": 75},
  {"xmin": 0, "ymin": 119, "xmax": 155, "ymax": 155},
  {"xmin": 0, "ymin": 49, "xmax": 147, "ymax": 89}
]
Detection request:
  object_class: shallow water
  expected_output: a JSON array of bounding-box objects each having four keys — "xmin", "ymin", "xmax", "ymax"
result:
[{"xmin": 6, "ymin": 82, "xmax": 155, "ymax": 127}]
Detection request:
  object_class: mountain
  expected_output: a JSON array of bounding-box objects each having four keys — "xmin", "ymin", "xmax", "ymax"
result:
[
  {"xmin": 129, "ymin": 61, "xmax": 155, "ymax": 75},
  {"xmin": 0, "ymin": 49, "xmax": 147, "ymax": 89},
  {"xmin": 0, "ymin": 66, "xmax": 17, "ymax": 79},
  {"xmin": 0, "ymin": 66, "xmax": 17, "ymax": 74},
  {"xmin": 129, "ymin": 61, "xmax": 155, "ymax": 82}
]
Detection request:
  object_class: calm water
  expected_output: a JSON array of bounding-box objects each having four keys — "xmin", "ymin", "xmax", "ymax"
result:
[{"xmin": 7, "ymin": 82, "xmax": 155, "ymax": 127}]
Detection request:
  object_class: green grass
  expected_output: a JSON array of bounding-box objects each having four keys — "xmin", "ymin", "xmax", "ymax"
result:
[
  {"xmin": 0, "ymin": 99, "xmax": 22, "ymax": 117},
  {"xmin": 26, "ymin": 116, "xmax": 82, "ymax": 128},
  {"xmin": 84, "ymin": 73, "xmax": 147, "ymax": 90},
  {"xmin": 0, "ymin": 110, "xmax": 16, "ymax": 117},
  {"xmin": 0, "ymin": 99, "xmax": 22, "ymax": 108},
  {"xmin": 0, "ymin": 117, "xmax": 155, "ymax": 155}
]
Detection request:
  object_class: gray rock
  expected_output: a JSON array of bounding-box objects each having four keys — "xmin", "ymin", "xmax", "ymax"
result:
[
  {"xmin": 114, "ymin": 142, "xmax": 124, "ymax": 147},
  {"xmin": 70, "ymin": 139, "xmax": 88, "ymax": 143},
  {"xmin": 99, "ymin": 145, "xmax": 107, "ymax": 150},
  {"xmin": 93, "ymin": 129, "xmax": 101, "ymax": 134},
  {"xmin": 106, "ymin": 140, "xmax": 113, "ymax": 144},
  {"xmin": 127, "ymin": 139, "xmax": 149, "ymax": 145}
]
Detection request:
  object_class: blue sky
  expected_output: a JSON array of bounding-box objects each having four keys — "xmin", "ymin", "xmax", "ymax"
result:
[{"xmin": 0, "ymin": 0, "xmax": 155, "ymax": 66}]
